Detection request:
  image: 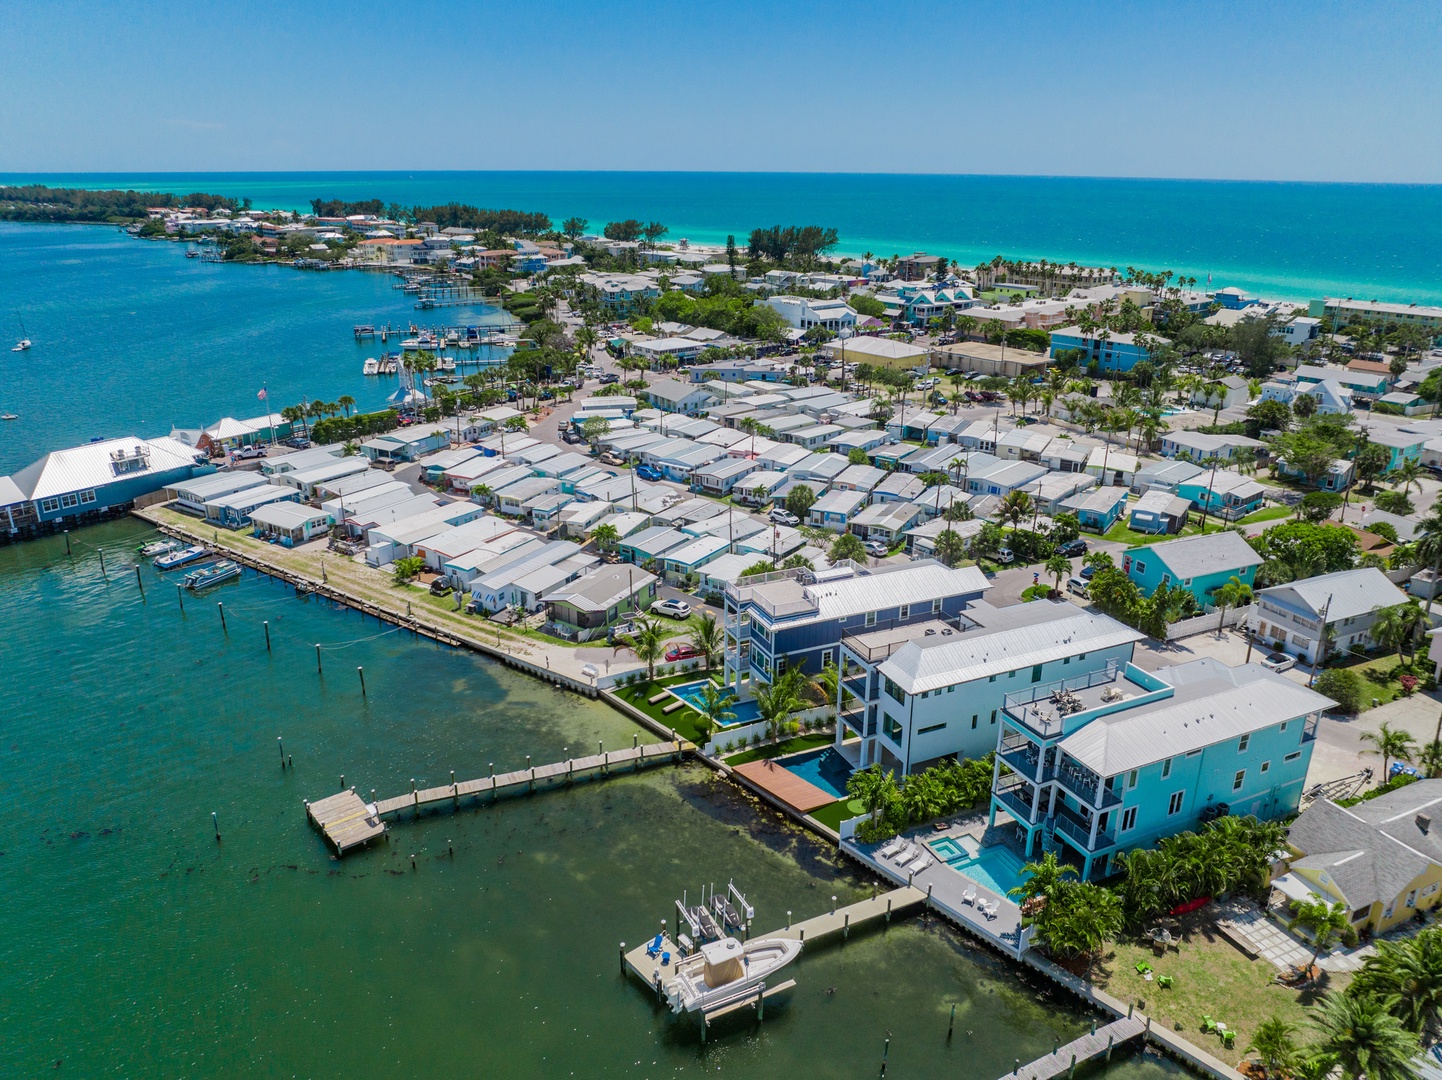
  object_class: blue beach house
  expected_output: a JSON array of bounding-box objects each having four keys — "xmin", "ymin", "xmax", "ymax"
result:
[
  {"xmin": 1175, "ymin": 470, "xmax": 1266, "ymax": 521},
  {"xmin": 988, "ymin": 657, "xmax": 1332, "ymax": 881},
  {"xmin": 1048, "ymin": 326, "xmax": 1167, "ymax": 374},
  {"xmin": 1122, "ymin": 531, "xmax": 1263, "ymax": 604},
  {"xmin": 1058, "ymin": 488, "xmax": 1127, "ymax": 534}
]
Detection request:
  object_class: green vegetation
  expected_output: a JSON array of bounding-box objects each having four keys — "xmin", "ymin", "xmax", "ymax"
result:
[
  {"xmin": 724, "ymin": 732, "xmax": 833, "ymax": 766},
  {"xmin": 846, "ymin": 756, "xmax": 995, "ymax": 842},
  {"xmin": 0, "ymin": 184, "xmax": 246, "ymax": 223}
]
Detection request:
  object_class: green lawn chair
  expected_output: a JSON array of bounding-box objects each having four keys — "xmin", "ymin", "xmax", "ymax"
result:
[
  {"xmin": 1135, "ymin": 961, "xmax": 1154, "ymax": 976},
  {"xmin": 1201, "ymin": 1016, "xmax": 1217, "ymax": 1034},
  {"xmin": 1221, "ymin": 1029, "xmax": 1236, "ymax": 1048},
  {"xmin": 1157, "ymin": 974, "xmax": 1174, "ymax": 989}
]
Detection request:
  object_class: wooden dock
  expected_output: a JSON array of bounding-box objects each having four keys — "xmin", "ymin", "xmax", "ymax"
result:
[
  {"xmin": 621, "ymin": 885, "xmax": 927, "ymax": 1000},
  {"xmin": 998, "ymin": 1015, "xmax": 1148, "ymax": 1080},
  {"xmin": 306, "ymin": 739, "xmax": 689, "ymax": 855},
  {"xmin": 306, "ymin": 789, "xmax": 385, "ymax": 854}
]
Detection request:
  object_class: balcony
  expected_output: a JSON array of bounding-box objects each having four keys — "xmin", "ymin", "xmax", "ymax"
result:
[
  {"xmin": 1052, "ymin": 809, "xmax": 1116, "ymax": 852},
  {"xmin": 1003, "ymin": 661, "xmax": 1174, "ymax": 739},
  {"xmin": 1056, "ymin": 761, "xmax": 1122, "ymax": 810},
  {"xmin": 995, "ymin": 783, "xmax": 1040, "ymax": 826},
  {"xmin": 999, "ymin": 742, "xmax": 1055, "ymax": 786}
]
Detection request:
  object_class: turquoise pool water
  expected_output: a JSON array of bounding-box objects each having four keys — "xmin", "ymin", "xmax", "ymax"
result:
[
  {"xmin": 670, "ymin": 679, "xmax": 761, "ymax": 725},
  {"xmin": 781, "ymin": 746, "xmax": 854, "ymax": 800},
  {"xmin": 930, "ymin": 836, "xmax": 1029, "ymax": 897}
]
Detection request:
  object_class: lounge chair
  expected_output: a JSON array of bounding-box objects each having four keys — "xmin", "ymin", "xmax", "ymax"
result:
[
  {"xmin": 1221, "ymin": 1030, "xmax": 1236, "ymax": 1048},
  {"xmin": 962, "ymin": 889, "xmax": 977, "ymax": 906},
  {"xmin": 976, "ymin": 899, "xmax": 993, "ymax": 918},
  {"xmin": 1157, "ymin": 975, "xmax": 1174, "ymax": 989},
  {"xmin": 1201, "ymin": 1016, "xmax": 1217, "ymax": 1034},
  {"xmin": 1135, "ymin": 961, "xmax": 1153, "ymax": 976},
  {"xmin": 646, "ymin": 933, "xmax": 664, "ymax": 958},
  {"xmin": 895, "ymin": 845, "xmax": 919, "ymax": 867},
  {"xmin": 879, "ymin": 837, "xmax": 905, "ymax": 858},
  {"xmin": 909, "ymin": 856, "xmax": 933, "ymax": 875}
]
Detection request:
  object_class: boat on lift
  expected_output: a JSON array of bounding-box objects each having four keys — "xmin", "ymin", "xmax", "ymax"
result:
[
  {"xmin": 137, "ymin": 539, "xmax": 181, "ymax": 557},
  {"xmin": 362, "ymin": 358, "xmax": 380, "ymax": 376},
  {"xmin": 662, "ymin": 937, "xmax": 802, "ymax": 1015}
]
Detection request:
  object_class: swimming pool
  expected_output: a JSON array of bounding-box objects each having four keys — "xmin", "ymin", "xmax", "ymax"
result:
[
  {"xmin": 780, "ymin": 746, "xmax": 854, "ymax": 800},
  {"xmin": 669, "ymin": 680, "xmax": 761, "ymax": 726},
  {"xmin": 929, "ymin": 835, "xmax": 1029, "ymax": 897}
]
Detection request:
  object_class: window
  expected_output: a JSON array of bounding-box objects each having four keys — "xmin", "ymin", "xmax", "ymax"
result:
[
  {"xmin": 970, "ymin": 714, "xmax": 978, "ymax": 729},
  {"xmin": 60, "ymin": 493, "xmax": 79, "ymax": 508},
  {"xmin": 79, "ymin": 490, "xmax": 96, "ymax": 504},
  {"xmin": 919, "ymin": 722, "xmax": 946, "ymax": 735},
  {"xmin": 1233, "ymin": 769, "xmax": 1246, "ymax": 791},
  {"xmin": 883, "ymin": 677, "xmax": 906, "ymax": 704},
  {"xmin": 1261, "ymin": 761, "xmax": 1271, "ymax": 774},
  {"xmin": 1031, "ymin": 665, "xmax": 1043, "ymax": 683},
  {"xmin": 1135, "ymin": 561, "xmax": 1147, "ymax": 573},
  {"xmin": 1238, "ymin": 734, "xmax": 1250, "ymax": 753},
  {"xmin": 1121, "ymin": 807, "xmax": 1137, "ymax": 831},
  {"xmin": 899, "ymin": 604, "xmax": 910, "ymax": 620},
  {"xmin": 864, "ymin": 611, "xmax": 876, "ymax": 627},
  {"xmin": 1063, "ymin": 656, "xmax": 1071, "ymax": 665},
  {"xmin": 1008, "ymin": 670, "xmax": 1017, "ymax": 679},
  {"xmin": 1128, "ymin": 770, "xmax": 1139, "ymax": 789},
  {"xmin": 991, "ymin": 709, "xmax": 997, "ymax": 725},
  {"xmin": 1407, "ymin": 890, "xmax": 1418, "ymax": 908},
  {"xmin": 1284, "ymin": 751, "xmax": 1302, "ymax": 763},
  {"xmin": 932, "ymin": 598, "xmax": 941, "ymax": 614},
  {"xmin": 883, "ymin": 713, "xmax": 902, "ymax": 742},
  {"xmin": 1280, "ymin": 722, "xmax": 1288, "ymax": 732},
  {"xmin": 947, "ymin": 685, "xmax": 954, "ymax": 693},
  {"xmin": 988, "ymin": 675, "xmax": 996, "ymax": 683},
  {"xmin": 1168, "ymin": 791, "xmax": 1184, "ymax": 815},
  {"xmin": 40, "ymin": 497, "xmax": 60, "ymax": 513},
  {"xmin": 1161, "ymin": 758, "xmax": 1172, "ymax": 780}
]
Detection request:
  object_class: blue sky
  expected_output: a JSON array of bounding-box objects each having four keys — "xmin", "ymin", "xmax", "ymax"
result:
[{"xmin": 3, "ymin": 0, "xmax": 1440, "ymax": 182}]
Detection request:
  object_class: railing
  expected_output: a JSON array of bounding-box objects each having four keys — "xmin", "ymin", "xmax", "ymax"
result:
[
  {"xmin": 1051, "ymin": 809, "xmax": 1116, "ymax": 851},
  {"xmin": 998, "ymin": 743, "xmax": 1055, "ymax": 785},
  {"xmin": 1055, "ymin": 765, "xmax": 1122, "ymax": 809},
  {"xmin": 995, "ymin": 783, "xmax": 1039, "ymax": 825},
  {"xmin": 840, "ymin": 613, "xmax": 971, "ymax": 662}
]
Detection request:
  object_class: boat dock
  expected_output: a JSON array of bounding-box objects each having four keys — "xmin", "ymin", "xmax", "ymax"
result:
[
  {"xmin": 306, "ymin": 738, "xmax": 690, "ymax": 855},
  {"xmin": 998, "ymin": 1015, "xmax": 1148, "ymax": 1080},
  {"xmin": 622, "ymin": 884, "xmax": 926, "ymax": 1000}
]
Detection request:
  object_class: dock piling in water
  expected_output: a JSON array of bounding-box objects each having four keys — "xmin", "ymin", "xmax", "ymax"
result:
[
  {"xmin": 264, "ymin": 620, "xmax": 270, "ymax": 651},
  {"xmin": 315, "ymin": 644, "xmax": 322, "ymax": 673},
  {"xmin": 357, "ymin": 665, "xmax": 366, "ymax": 698},
  {"xmin": 211, "ymin": 811, "xmax": 220, "ymax": 841},
  {"xmin": 176, "ymin": 584, "xmax": 184, "ymax": 611},
  {"xmin": 218, "ymin": 602, "xmax": 226, "ymax": 633},
  {"xmin": 278, "ymin": 736, "xmax": 284, "ymax": 765},
  {"xmin": 135, "ymin": 565, "xmax": 144, "ymax": 595},
  {"xmin": 98, "ymin": 548, "xmax": 107, "ymax": 579},
  {"xmin": 64, "ymin": 530, "xmax": 71, "ymax": 556}
]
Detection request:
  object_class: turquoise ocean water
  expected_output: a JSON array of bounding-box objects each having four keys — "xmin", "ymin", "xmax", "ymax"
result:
[
  {"xmin": 11, "ymin": 170, "xmax": 1442, "ymax": 303},
  {"xmin": 0, "ymin": 522, "xmax": 1183, "ymax": 1078}
]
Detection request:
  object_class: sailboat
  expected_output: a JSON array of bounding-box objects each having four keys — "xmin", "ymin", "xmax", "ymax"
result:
[{"xmin": 12, "ymin": 315, "xmax": 32, "ymax": 352}]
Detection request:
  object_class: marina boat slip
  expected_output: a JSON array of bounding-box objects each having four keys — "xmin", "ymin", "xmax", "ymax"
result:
[
  {"xmin": 663, "ymin": 937, "xmax": 802, "ymax": 1015},
  {"xmin": 137, "ymin": 538, "xmax": 180, "ymax": 557},
  {"xmin": 362, "ymin": 358, "xmax": 380, "ymax": 376},
  {"xmin": 183, "ymin": 560, "xmax": 241, "ymax": 590},
  {"xmin": 154, "ymin": 544, "xmax": 209, "ymax": 570}
]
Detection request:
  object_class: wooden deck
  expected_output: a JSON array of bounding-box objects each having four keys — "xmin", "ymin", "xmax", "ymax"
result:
[
  {"xmin": 306, "ymin": 790, "xmax": 385, "ymax": 854},
  {"xmin": 733, "ymin": 758, "xmax": 838, "ymax": 814},
  {"xmin": 998, "ymin": 1015, "xmax": 1147, "ymax": 1080},
  {"xmin": 307, "ymin": 740, "xmax": 689, "ymax": 855}
]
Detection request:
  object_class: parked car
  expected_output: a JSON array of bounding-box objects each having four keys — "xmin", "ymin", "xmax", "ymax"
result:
[
  {"xmin": 282, "ymin": 436, "xmax": 311, "ymax": 449},
  {"xmin": 635, "ymin": 464, "xmax": 664, "ymax": 482},
  {"xmin": 1080, "ymin": 564, "xmax": 1097, "ymax": 580},
  {"xmin": 1261, "ymin": 652, "xmax": 1296, "ymax": 673},
  {"xmin": 768, "ymin": 508, "xmax": 799, "ymax": 526},
  {"xmin": 664, "ymin": 643, "xmax": 705, "ymax": 663},
  {"xmin": 233, "ymin": 444, "xmax": 266, "ymax": 460},
  {"xmin": 1067, "ymin": 575, "xmax": 1090, "ymax": 598},
  {"xmin": 1057, "ymin": 539, "xmax": 1088, "ymax": 558},
  {"xmin": 864, "ymin": 539, "xmax": 892, "ymax": 558},
  {"xmin": 995, "ymin": 547, "xmax": 1015, "ymax": 564},
  {"xmin": 600, "ymin": 373, "xmax": 620, "ymax": 384},
  {"xmin": 651, "ymin": 598, "xmax": 692, "ymax": 620},
  {"xmin": 599, "ymin": 452, "xmax": 626, "ymax": 467}
]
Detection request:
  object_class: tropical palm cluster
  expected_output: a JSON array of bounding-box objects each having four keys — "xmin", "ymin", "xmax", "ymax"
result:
[
  {"xmin": 1009, "ymin": 853, "xmax": 1125, "ymax": 960},
  {"xmin": 845, "ymin": 757, "xmax": 995, "ymax": 843}
]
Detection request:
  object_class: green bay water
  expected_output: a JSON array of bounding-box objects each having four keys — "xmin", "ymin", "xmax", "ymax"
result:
[{"xmin": 0, "ymin": 520, "xmax": 1183, "ymax": 1078}]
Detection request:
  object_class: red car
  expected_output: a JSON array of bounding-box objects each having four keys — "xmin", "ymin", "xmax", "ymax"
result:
[{"xmin": 664, "ymin": 643, "xmax": 705, "ymax": 663}]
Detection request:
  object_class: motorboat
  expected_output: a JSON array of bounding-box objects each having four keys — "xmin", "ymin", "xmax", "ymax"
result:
[
  {"xmin": 184, "ymin": 559, "xmax": 241, "ymax": 590},
  {"xmin": 663, "ymin": 936, "xmax": 801, "ymax": 1015},
  {"xmin": 0, "ymin": 413, "xmax": 16, "ymax": 421},
  {"xmin": 154, "ymin": 544, "xmax": 209, "ymax": 570},
  {"xmin": 362, "ymin": 358, "xmax": 380, "ymax": 376},
  {"xmin": 11, "ymin": 339, "xmax": 30, "ymax": 352},
  {"xmin": 137, "ymin": 539, "xmax": 180, "ymax": 557}
]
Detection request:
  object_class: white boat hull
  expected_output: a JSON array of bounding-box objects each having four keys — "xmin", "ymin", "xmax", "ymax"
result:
[{"xmin": 663, "ymin": 936, "xmax": 802, "ymax": 1014}]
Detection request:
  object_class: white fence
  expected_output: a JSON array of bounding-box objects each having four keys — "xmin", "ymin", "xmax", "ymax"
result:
[{"xmin": 1164, "ymin": 605, "xmax": 1248, "ymax": 641}]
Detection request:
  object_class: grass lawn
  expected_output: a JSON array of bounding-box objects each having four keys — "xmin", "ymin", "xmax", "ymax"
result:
[
  {"xmin": 1236, "ymin": 506, "xmax": 1292, "ymax": 527},
  {"xmin": 1090, "ymin": 921, "xmax": 1340, "ymax": 1067},
  {"xmin": 1329, "ymin": 654, "xmax": 1426, "ymax": 709},
  {"xmin": 724, "ymin": 732, "xmax": 833, "ymax": 766},
  {"xmin": 611, "ymin": 672, "xmax": 716, "ymax": 743},
  {"xmin": 1101, "ymin": 520, "xmax": 1226, "ymax": 548},
  {"xmin": 1021, "ymin": 584, "xmax": 1059, "ymax": 602},
  {"xmin": 810, "ymin": 797, "xmax": 867, "ymax": 832}
]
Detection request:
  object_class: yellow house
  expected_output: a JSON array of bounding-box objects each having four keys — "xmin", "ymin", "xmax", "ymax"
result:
[{"xmin": 1279, "ymin": 783, "xmax": 1442, "ymax": 934}]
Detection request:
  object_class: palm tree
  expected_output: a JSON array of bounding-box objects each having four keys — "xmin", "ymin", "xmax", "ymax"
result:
[
  {"xmin": 1371, "ymin": 602, "xmax": 1427, "ymax": 666},
  {"xmin": 1009, "ymin": 851, "xmax": 1077, "ymax": 906},
  {"xmin": 1288, "ymin": 898, "xmax": 1352, "ymax": 969},
  {"xmin": 1360, "ymin": 721, "xmax": 1417, "ymax": 781},
  {"xmin": 688, "ymin": 612, "xmax": 724, "ymax": 670},
  {"xmin": 337, "ymin": 394, "xmax": 356, "ymax": 418},
  {"xmin": 934, "ymin": 528, "xmax": 967, "ymax": 567},
  {"xmin": 621, "ymin": 617, "xmax": 667, "ymax": 683},
  {"xmin": 1045, "ymin": 551, "xmax": 1071, "ymax": 591},
  {"xmin": 830, "ymin": 531, "xmax": 868, "ymax": 565},
  {"xmin": 1212, "ymin": 575, "xmax": 1252, "ymax": 637},
  {"xmin": 755, "ymin": 667, "xmax": 805, "ymax": 739},
  {"xmin": 693, "ymin": 682, "xmax": 737, "ymax": 738},
  {"xmin": 846, "ymin": 763, "xmax": 899, "ymax": 819},
  {"xmin": 1388, "ymin": 459, "xmax": 1424, "ymax": 498},
  {"xmin": 1309, "ymin": 991, "xmax": 1421, "ymax": 1080},
  {"xmin": 1354, "ymin": 929, "xmax": 1442, "ymax": 1037},
  {"xmin": 998, "ymin": 490, "xmax": 1032, "ymax": 532},
  {"xmin": 1422, "ymin": 740, "xmax": 1442, "ymax": 779},
  {"xmin": 589, "ymin": 523, "xmax": 620, "ymax": 555},
  {"xmin": 1245, "ymin": 1016, "xmax": 1304, "ymax": 1080}
]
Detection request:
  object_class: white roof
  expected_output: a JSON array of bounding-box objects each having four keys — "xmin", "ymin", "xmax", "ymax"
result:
[
  {"xmin": 1059, "ymin": 660, "xmax": 1335, "ymax": 775},
  {"xmin": 246, "ymin": 501, "xmax": 332, "ymax": 529},
  {"xmin": 9, "ymin": 436, "xmax": 205, "ymax": 501},
  {"xmin": 879, "ymin": 606, "xmax": 1143, "ymax": 695},
  {"xmin": 1139, "ymin": 530, "xmax": 1263, "ymax": 579}
]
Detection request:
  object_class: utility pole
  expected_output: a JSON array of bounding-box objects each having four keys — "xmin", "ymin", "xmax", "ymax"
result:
[
  {"xmin": 1307, "ymin": 593, "xmax": 1334, "ymax": 687},
  {"xmin": 1197, "ymin": 457, "xmax": 1221, "ymax": 531}
]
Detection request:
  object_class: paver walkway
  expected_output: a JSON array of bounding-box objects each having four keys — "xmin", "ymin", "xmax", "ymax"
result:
[{"xmin": 1216, "ymin": 900, "xmax": 1372, "ymax": 973}]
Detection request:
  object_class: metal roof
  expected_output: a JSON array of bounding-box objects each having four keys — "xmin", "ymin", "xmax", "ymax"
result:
[
  {"xmin": 1133, "ymin": 530, "xmax": 1263, "ymax": 580},
  {"xmin": 1258, "ymin": 567, "xmax": 1409, "ymax": 623},
  {"xmin": 878, "ymin": 607, "xmax": 1143, "ymax": 695},
  {"xmin": 9, "ymin": 436, "xmax": 205, "ymax": 501},
  {"xmin": 1058, "ymin": 660, "xmax": 1334, "ymax": 775}
]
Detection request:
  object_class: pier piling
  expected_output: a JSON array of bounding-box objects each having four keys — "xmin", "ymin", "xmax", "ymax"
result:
[
  {"xmin": 619, "ymin": 943, "xmax": 626, "ymax": 974},
  {"xmin": 949, "ymin": 1003, "xmax": 956, "ymax": 1039},
  {"xmin": 315, "ymin": 644, "xmax": 322, "ymax": 673},
  {"xmin": 264, "ymin": 620, "xmax": 270, "ymax": 651},
  {"xmin": 98, "ymin": 548, "xmax": 107, "ymax": 579},
  {"xmin": 64, "ymin": 530, "xmax": 71, "ymax": 556},
  {"xmin": 135, "ymin": 565, "xmax": 144, "ymax": 595},
  {"xmin": 357, "ymin": 665, "xmax": 366, "ymax": 698},
  {"xmin": 218, "ymin": 602, "xmax": 227, "ymax": 633},
  {"xmin": 340, "ymin": 774, "xmax": 345, "ymax": 790},
  {"xmin": 176, "ymin": 583, "xmax": 184, "ymax": 611},
  {"xmin": 278, "ymin": 736, "xmax": 284, "ymax": 766},
  {"xmin": 211, "ymin": 811, "xmax": 220, "ymax": 841}
]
